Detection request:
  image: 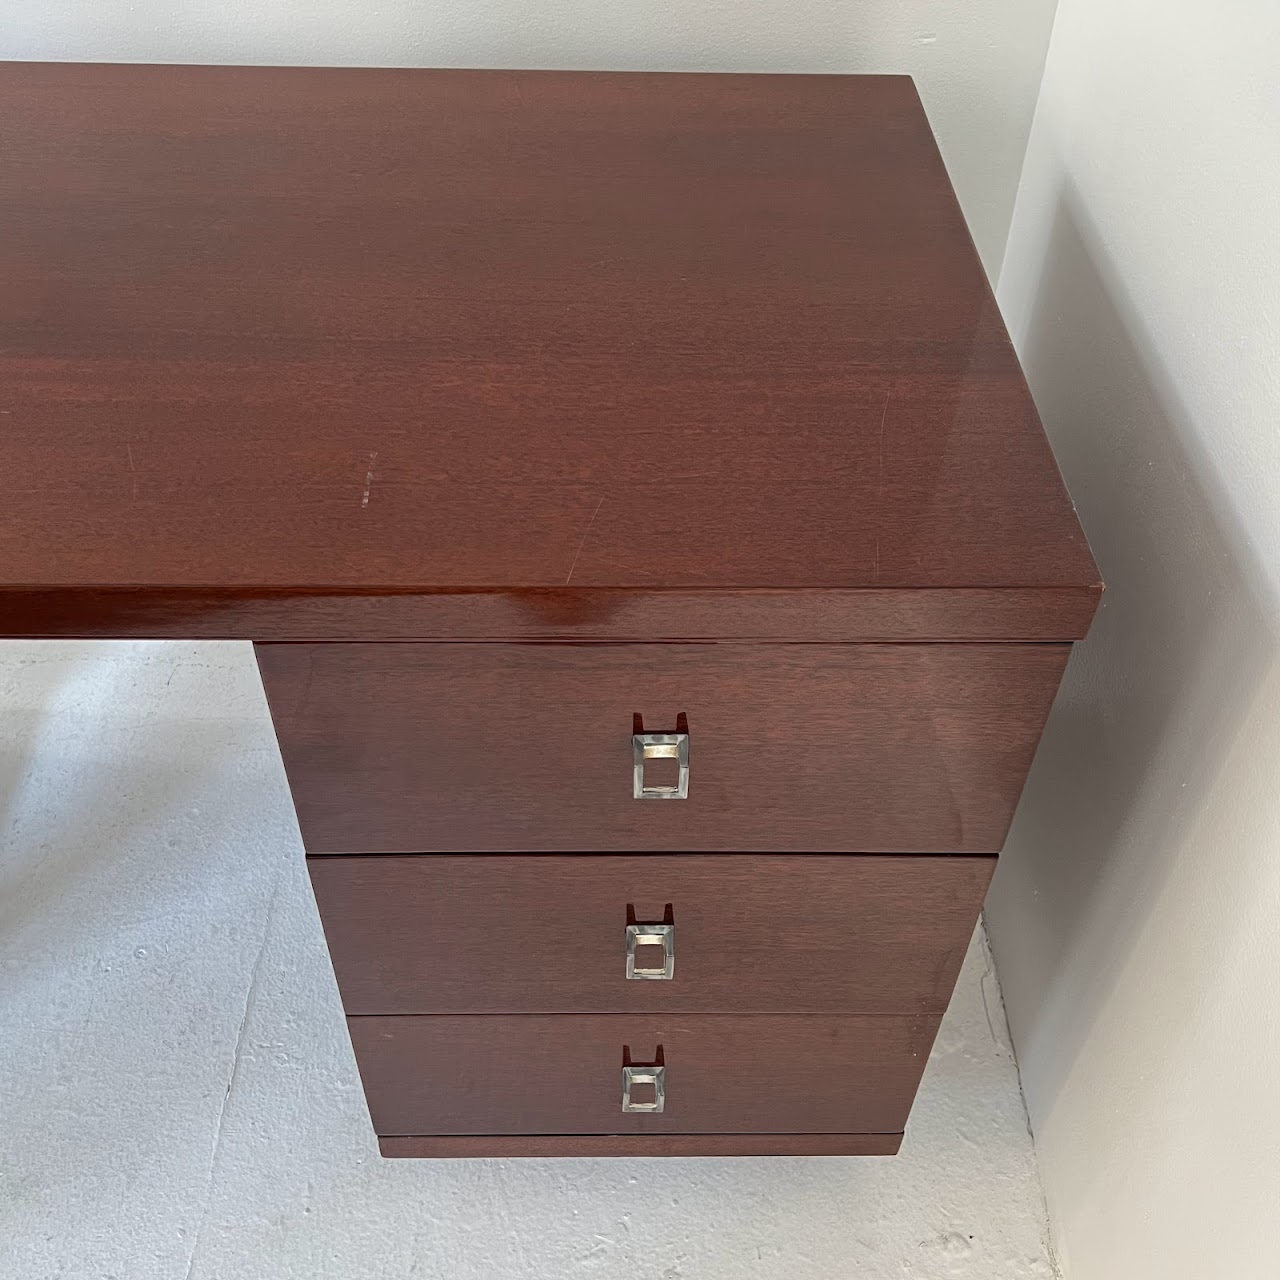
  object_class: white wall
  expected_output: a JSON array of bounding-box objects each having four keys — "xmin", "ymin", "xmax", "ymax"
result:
[
  {"xmin": 1, "ymin": 0, "xmax": 1058, "ymax": 275},
  {"xmin": 987, "ymin": 3, "xmax": 1280, "ymax": 1277}
]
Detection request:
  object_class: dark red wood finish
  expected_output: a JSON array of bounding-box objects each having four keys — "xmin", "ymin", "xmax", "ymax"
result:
[
  {"xmin": 0, "ymin": 586, "xmax": 1099, "ymax": 644},
  {"xmin": 349, "ymin": 1014, "xmax": 937, "ymax": 1136},
  {"xmin": 258, "ymin": 641, "xmax": 1069, "ymax": 853},
  {"xmin": 0, "ymin": 63, "xmax": 1099, "ymax": 643},
  {"xmin": 378, "ymin": 1134, "xmax": 903, "ymax": 1157},
  {"xmin": 309, "ymin": 854, "xmax": 992, "ymax": 1014},
  {"xmin": 0, "ymin": 64, "xmax": 1102, "ymax": 1159}
]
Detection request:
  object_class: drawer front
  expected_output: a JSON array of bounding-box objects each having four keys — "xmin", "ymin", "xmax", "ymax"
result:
[
  {"xmin": 349, "ymin": 1014, "xmax": 937, "ymax": 1136},
  {"xmin": 310, "ymin": 853, "xmax": 992, "ymax": 1014},
  {"xmin": 258, "ymin": 642, "xmax": 1067, "ymax": 853}
]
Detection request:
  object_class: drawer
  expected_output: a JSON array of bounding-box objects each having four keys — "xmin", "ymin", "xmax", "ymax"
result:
[
  {"xmin": 348, "ymin": 1013, "xmax": 938, "ymax": 1136},
  {"xmin": 310, "ymin": 853, "xmax": 993, "ymax": 1014},
  {"xmin": 258, "ymin": 642, "xmax": 1068, "ymax": 853}
]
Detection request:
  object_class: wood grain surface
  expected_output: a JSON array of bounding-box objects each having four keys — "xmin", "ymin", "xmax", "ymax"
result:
[
  {"xmin": 0, "ymin": 63, "xmax": 1099, "ymax": 642},
  {"xmin": 377, "ymin": 1133, "xmax": 903, "ymax": 1157},
  {"xmin": 0, "ymin": 586, "xmax": 1100, "ymax": 643},
  {"xmin": 349, "ymin": 1013, "xmax": 938, "ymax": 1135},
  {"xmin": 309, "ymin": 854, "xmax": 993, "ymax": 1014},
  {"xmin": 258, "ymin": 641, "xmax": 1069, "ymax": 853}
]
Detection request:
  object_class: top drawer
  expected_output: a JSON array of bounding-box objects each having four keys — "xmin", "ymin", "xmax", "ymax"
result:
[{"xmin": 257, "ymin": 642, "xmax": 1067, "ymax": 854}]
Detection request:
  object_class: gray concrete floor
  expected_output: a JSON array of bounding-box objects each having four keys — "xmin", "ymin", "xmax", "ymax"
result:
[{"xmin": 0, "ymin": 641, "xmax": 1058, "ymax": 1279}]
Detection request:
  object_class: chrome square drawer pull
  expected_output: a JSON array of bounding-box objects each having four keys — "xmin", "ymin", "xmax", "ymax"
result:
[
  {"xmin": 632, "ymin": 715, "xmax": 690, "ymax": 800},
  {"xmin": 626, "ymin": 921, "xmax": 675, "ymax": 980},
  {"xmin": 622, "ymin": 1048, "xmax": 666, "ymax": 1113}
]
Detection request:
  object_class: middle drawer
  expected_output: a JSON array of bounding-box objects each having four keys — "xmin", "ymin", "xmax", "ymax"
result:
[{"xmin": 309, "ymin": 854, "xmax": 993, "ymax": 1015}]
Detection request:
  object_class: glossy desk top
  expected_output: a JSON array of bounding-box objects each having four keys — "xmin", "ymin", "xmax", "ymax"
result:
[{"xmin": 0, "ymin": 64, "xmax": 1098, "ymax": 640}]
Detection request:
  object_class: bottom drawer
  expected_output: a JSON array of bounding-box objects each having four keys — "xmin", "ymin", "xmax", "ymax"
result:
[{"xmin": 349, "ymin": 1013, "xmax": 938, "ymax": 1140}]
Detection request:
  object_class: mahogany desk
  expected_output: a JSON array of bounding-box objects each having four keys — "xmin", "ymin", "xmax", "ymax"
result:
[{"xmin": 0, "ymin": 63, "xmax": 1099, "ymax": 1156}]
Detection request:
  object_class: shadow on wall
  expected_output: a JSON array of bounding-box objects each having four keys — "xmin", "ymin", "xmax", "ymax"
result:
[{"xmin": 984, "ymin": 180, "xmax": 1278, "ymax": 1111}]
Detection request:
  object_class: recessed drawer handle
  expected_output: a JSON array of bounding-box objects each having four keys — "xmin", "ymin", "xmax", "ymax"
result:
[
  {"xmin": 632, "ymin": 715, "xmax": 690, "ymax": 800},
  {"xmin": 626, "ymin": 919, "xmax": 675, "ymax": 980},
  {"xmin": 622, "ymin": 1047, "xmax": 666, "ymax": 1113}
]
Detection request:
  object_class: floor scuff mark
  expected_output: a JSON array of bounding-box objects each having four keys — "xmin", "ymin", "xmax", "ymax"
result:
[{"xmin": 178, "ymin": 873, "xmax": 282, "ymax": 1280}]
